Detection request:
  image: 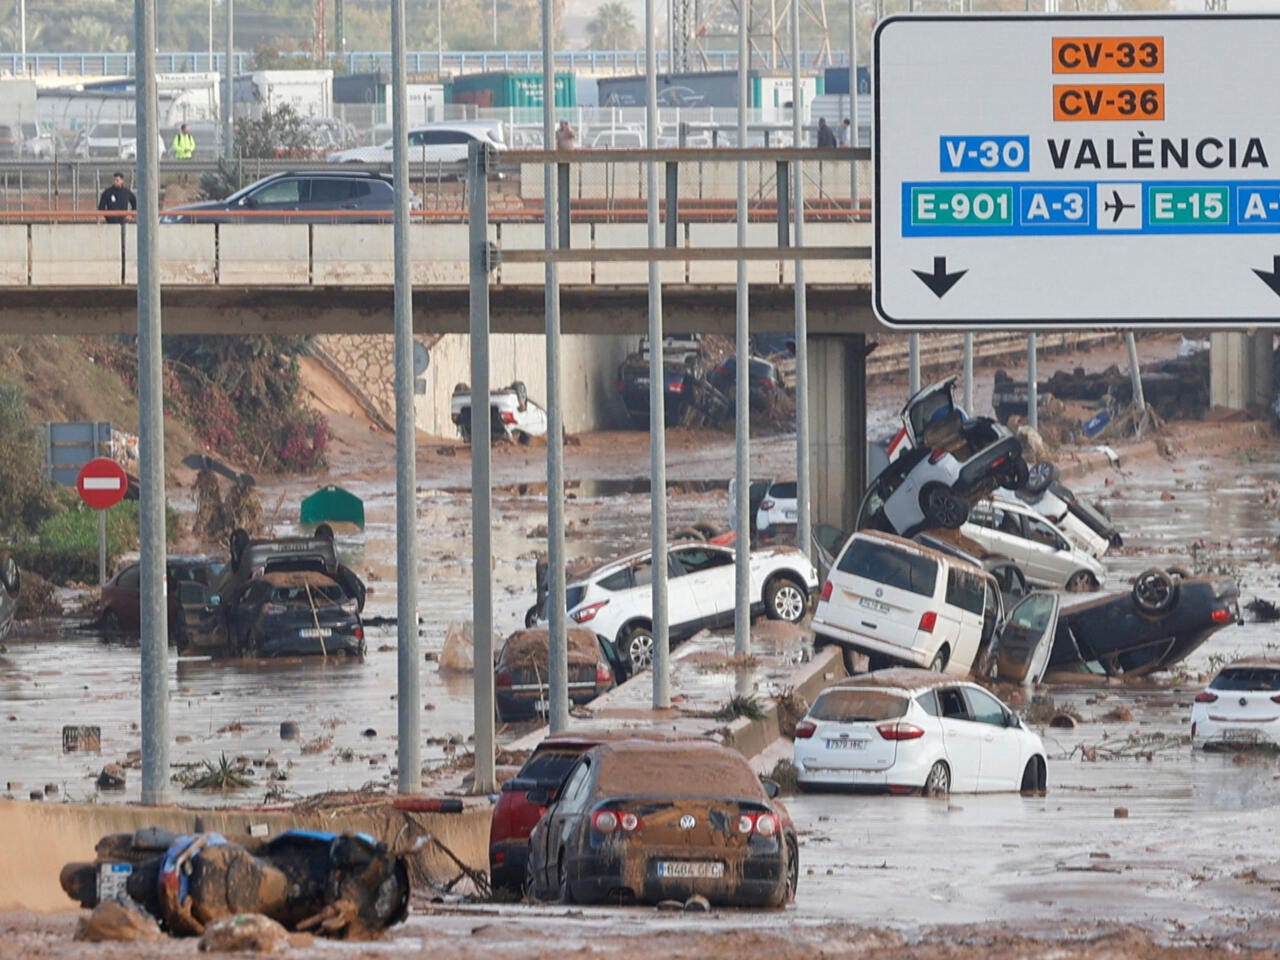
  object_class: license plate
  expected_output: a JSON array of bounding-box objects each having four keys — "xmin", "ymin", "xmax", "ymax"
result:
[
  {"xmin": 1223, "ymin": 729, "xmax": 1261, "ymax": 743},
  {"xmin": 826, "ymin": 739, "xmax": 867, "ymax": 750},
  {"xmin": 534, "ymin": 698, "xmax": 549, "ymax": 713},
  {"xmin": 784, "ymin": 510, "xmax": 797, "ymax": 520},
  {"xmin": 859, "ymin": 597, "xmax": 890, "ymax": 614},
  {"xmin": 98, "ymin": 863, "xmax": 132, "ymax": 902},
  {"xmin": 635, "ymin": 377, "xmax": 649, "ymax": 386},
  {"xmin": 299, "ymin": 627, "xmax": 332, "ymax": 638},
  {"xmin": 656, "ymin": 861, "xmax": 724, "ymax": 879}
]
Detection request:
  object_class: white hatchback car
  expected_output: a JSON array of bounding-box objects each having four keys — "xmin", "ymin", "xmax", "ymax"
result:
[
  {"xmin": 793, "ymin": 671, "xmax": 1047, "ymax": 796},
  {"xmin": 1190, "ymin": 657, "xmax": 1280, "ymax": 750},
  {"xmin": 561, "ymin": 542, "xmax": 818, "ymax": 675},
  {"xmin": 962, "ymin": 495, "xmax": 1105, "ymax": 591}
]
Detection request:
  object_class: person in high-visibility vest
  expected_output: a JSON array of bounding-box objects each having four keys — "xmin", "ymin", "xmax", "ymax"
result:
[{"xmin": 171, "ymin": 123, "xmax": 195, "ymax": 159}]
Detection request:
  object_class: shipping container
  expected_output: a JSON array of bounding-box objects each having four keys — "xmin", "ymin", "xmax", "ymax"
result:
[
  {"xmin": 447, "ymin": 72, "xmax": 575, "ymax": 109},
  {"xmin": 752, "ymin": 76, "xmax": 820, "ymax": 122},
  {"xmin": 597, "ymin": 70, "xmax": 743, "ymax": 108},
  {"xmin": 823, "ymin": 65, "xmax": 871, "ymax": 96},
  {"xmin": 334, "ymin": 72, "xmax": 444, "ymax": 125}
]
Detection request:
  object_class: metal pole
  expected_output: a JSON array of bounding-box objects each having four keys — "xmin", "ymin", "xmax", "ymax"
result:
[
  {"xmin": 962, "ymin": 332, "xmax": 974, "ymax": 414},
  {"xmin": 908, "ymin": 332, "xmax": 920, "ymax": 395},
  {"xmin": 733, "ymin": 0, "xmax": 751, "ymax": 665},
  {"xmin": 647, "ymin": 0, "xmax": 670, "ymax": 709},
  {"xmin": 1125, "ymin": 332, "xmax": 1146, "ymax": 435},
  {"xmin": 437, "ymin": 0, "xmax": 444, "ymax": 76},
  {"xmin": 468, "ymin": 141, "xmax": 496, "ymax": 795},
  {"xmin": 223, "ymin": 0, "xmax": 234, "ymax": 159},
  {"xmin": 391, "ymin": 0, "xmax": 421, "ymax": 796},
  {"xmin": 544, "ymin": 0, "xmax": 570, "ymax": 731},
  {"xmin": 136, "ymin": 0, "xmax": 170, "ymax": 807},
  {"xmin": 98, "ymin": 509, "xmax": 107, "ymax": 587},
  {"xmin": 208, "ymin": 0, "xmax": 213, "ymax": 67},
  {"xmin": 793, "ymin": 0, "xmax": 811, "ymax": 562},
  {"xmin": 19, "ymin": 0, "xmax": 25, "ymax": 77},
  {"xmin": 1027, "ymin": 332, "xmax": 1039, "ymax": 432}
]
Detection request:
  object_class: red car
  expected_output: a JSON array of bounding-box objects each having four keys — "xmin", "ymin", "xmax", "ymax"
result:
[
  {"xmin": 100, "ymin": 556, "xmax": 227, "ymax": 639},
  {"xmin": 489, "ymin": 737, "xmax": 603, "ymax": 894}
]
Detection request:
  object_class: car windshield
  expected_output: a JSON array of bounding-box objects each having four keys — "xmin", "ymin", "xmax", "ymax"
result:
[
  {"xmin": 837, "ymin": 538, "xmax": 937, "ymax": 597},
  {"xmin": 1210, "ymin": 667, "xmax": 1280, "ymax": 691},
  {"xmin": 810, "ymin": 689, "xmax": 907, "ymax": 722},
  {"xmin": 519, "ymin": 747, "xmax": 588, "ymax": 788}
]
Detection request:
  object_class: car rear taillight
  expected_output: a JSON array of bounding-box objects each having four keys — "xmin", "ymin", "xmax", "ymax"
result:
[
  {"xmin": 990, "ymin": 455, "xmax": 1008, "ymax": 470},
  {"xmin": 495, "ymin": 670, "xmax": 512, "ymax": 689},
  {"xmin": 887, "ymin": 427, "xmax": 908, "ymax": 458},
  {"xmin": 354, "ymin": 626, "xmax": 364, "ymax": 640},
  {"xmin": 1194, "ymin": 692, "xmax": 1217, "ymax": 703},
  {"xmin": 669, "ymin": 381, "xmax": 684, "ymax": 393},
  {"xmin": 876, "ymin": 721, "xmax": 926, "ymax": 741},
  {"xmin": 794, "ymin": 719, "xmax": 816, "ymax": 739},
  {"xmin": 918, "ymin": 611, "xmax": 937, "ymax": 633},
  {"xmin": 595, "ymin": 662, "xmax": 612, "ymax": 684},
  {"xmin": 737, "ymin": 813, "xmax": 778, "ymax": 836},
  {"xmin": 758, "ymin": 378, "xmax": 776, "ymax": 390},
  {"xmin": 1272, "ymin": 694, "xmax": 1280, "ymax": 704},
  {"xmin": 500, "ymin": 411, "xmax": 516, "ymax": 424},
  {"xmin": 263, "ymin": 603, "xmax": 286, "ymax": 616},
  {"xmin": 928, "ymin": 448, "xmax": 949, "ymax": 464},
  {"xmin": 571, "ymin": 599, "xmax": 609, "ymax": 623},
  {"xmin": 760, "ymin": 499, "xmax": 775, "ymax": 511},
  {"xmin": 1211, "ymin": 609, "xmax": 1234, "ymax": 624},
  {"xmin": 819, "ymin": 581, "xmax": 833, "ymax": 602},
  {"xmin": 592, "ymin": 809, "xmax": 642, "ymax": 834},
  {"xmin": 450, "ymin": 412, "xmax": 461, "ymax": 423}
]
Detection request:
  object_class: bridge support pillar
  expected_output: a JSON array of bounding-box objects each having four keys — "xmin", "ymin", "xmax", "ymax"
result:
[
  {"xmin": 1210, "ymin": 331, "xmax": 1273, "ymax": 410},
  {"xmin": 808, "ymin": 333, "xmax": 867, "ymax": 536}
]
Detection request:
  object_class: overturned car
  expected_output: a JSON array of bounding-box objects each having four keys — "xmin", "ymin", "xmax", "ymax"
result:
[{"xmin": 61, "ymin": 827, "xmax": 410, "ymax": 939}]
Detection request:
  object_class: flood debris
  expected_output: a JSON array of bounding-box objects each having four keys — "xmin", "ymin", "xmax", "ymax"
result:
[
  {"xmin": 1245, "ymin": 597, "xmax": 1280, "ymax": 622},
  {"xmin": 61, "ymin": 828, "xmax": 412, "ymax": 940},
  {"xmin": 198, "ymin": 913, "xmax": 293, "ymax": 953},
  {"xmin": 74, "ymin": 898, "xmax": 164, "ymax": 943},
  {"xmin": 62, "ymin": 724, "xmax": 101, "ymax": 752},
  {"xmin": 96, "ymin": 763, "xmax": 126, "ymax": 790}
]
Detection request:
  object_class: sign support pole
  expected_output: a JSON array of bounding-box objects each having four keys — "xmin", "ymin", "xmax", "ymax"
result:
[{"xmin": 98, "ymin": 509, "xmax": 107, "ymax": 587}]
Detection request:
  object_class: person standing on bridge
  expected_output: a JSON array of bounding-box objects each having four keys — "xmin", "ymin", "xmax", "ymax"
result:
[
  {"xmin": 555, "ymin": 119, "xmax": 577, "ymax": 152},
  {"xmin": 171, "ymin": 123, "xmax": 195, "ymax": 159},
  {"xmin": 816, "ymin": 117, "xmax": 838, "ymax": 149},
  {"xmin": 97, "ymin": 171, "xmax": 136, "ymax": 222}
]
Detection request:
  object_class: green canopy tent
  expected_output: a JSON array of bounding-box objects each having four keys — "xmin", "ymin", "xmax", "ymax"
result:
[{"xmin": 300, "ymin": 485, "xmax": 365, "ymax": 530}]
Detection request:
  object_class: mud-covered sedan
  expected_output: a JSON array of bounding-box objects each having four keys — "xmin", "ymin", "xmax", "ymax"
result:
[
  {"xmin": 494, "ymin": 627, "xmax": 617, "ymax": 722},
  {"xmin": 526, "ymin": 740, "xmax": 798, "ymax": 908},
  {"xmin": 225, "ymin": 570, "xmax": 365, "ymax": 658}
]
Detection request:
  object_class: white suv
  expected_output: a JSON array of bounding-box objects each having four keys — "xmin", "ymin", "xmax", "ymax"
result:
[
  {"xmin": 328, "ymin": 120, "xmax": 505, "ymax": 167},
  {"xmin": 962, "ymin": 496, "xmax": 1105, "ymax": 591},
  {"xmin": 561, "ymin": 542, "xmax": 818, "ymax": 675}
]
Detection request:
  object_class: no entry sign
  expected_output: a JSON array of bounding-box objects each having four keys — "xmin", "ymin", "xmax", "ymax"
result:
[{"xmin": 76, "ymin": 457, "xmax": 128, "ymax": 510}]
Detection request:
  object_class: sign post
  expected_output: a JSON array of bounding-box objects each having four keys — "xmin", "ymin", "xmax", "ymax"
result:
[
  {"xmin": 76, "ymin": 457, "xmax": 128, "ymax": 586},
  {"xmin": 874, "ymin": 13, "xmax": 1280, "ymax": 328}
]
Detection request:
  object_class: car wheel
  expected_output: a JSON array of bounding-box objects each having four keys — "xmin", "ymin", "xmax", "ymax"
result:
[
  {"xmin": 0, "ymin": 553, "xmax": 19, "ymax": 597},
  {"xmin": 102, "ymin": 609, "xmax": 121, "ymax": 635},
  {"xmin": 920, "ymin": 484, "xmax": 970, "ymax": 529},
  {"xmin": 524, "ymin": 604, "xmax": 539, "ymax": 628},
  {"xmin": 1065, "ymin": 570, "xmax": 1098, "ymax": 592},
  {"xmin": 767, "ymin": 835, "xmax": 799, "ymax": 907},
  {"xmin": 997, "ymin": 458, "xmax": 1030, "ymax": 491},
  {"xmin": 1020, "ymin": 757, "xmax": 1047, "ymax": 795},
  {"xmin": 623, "ymin": 625, "xmax": 654, "ymax": 672},
  {"xmin": 927, "ymin": 646, "xmax": 949, "ymax": 673},
  {"xmin": 557, "ymin": 852, "xmax": 574, "ymax": 904},
  {"xmin": 1024, "ymin": 460, "xmax": 1058, "ymax": 496},
  {"xmin": 923, "ymin": 761, "xmax": 951, "ymax": 798},
  {"xmin": 765, "ymin": 577, "xmax": 807, "ymax": 623},
  {"xmin": 1132, "ymin": 567, "xmax": 1177, "ymax": 615}
]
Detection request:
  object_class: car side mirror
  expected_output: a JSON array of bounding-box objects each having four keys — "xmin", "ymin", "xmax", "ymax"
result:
[
  {"xmin": 240, "ymin": 196, "xmax": 256, "ymax": 208},
  {"xmin": 1005, "ymin": 712, "xmax": 1020, "ymax": 728},
  {"xmin": 526, "ymin": 787, "xmax": 550, "ymax": 805},
  {"xmin": 760, "ymin": 778, "xmax": 781, "ymax": 799}
]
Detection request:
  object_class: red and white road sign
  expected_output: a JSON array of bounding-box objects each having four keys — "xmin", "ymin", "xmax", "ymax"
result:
[{"xmin": 76, "ymin": 457, "xmax": 129, "ymax": 510}]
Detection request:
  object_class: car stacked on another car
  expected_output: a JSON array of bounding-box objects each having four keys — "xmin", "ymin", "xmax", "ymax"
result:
[
  {"xmin": 962, "ymin": 495, "xmax": 1105, "ymax": 591},
  {"xmin": 1190, "ymin": 657, "xmax": 1280, "ymax": 750},
  {"xmin": 526, "ymin": 739, "xmax": 798, "ymax": 907},
  {"xmin": 559, "ymin": 541, "xmax": 817, "ymax": 676},
  {"xmin": 866, "ymin": 376, "xmax": 1031, "ymax": 537},
  {"xmin": 615, "ymin": 335, "xmax": 705, "ymax": 427},
  {"xmin": 793, "ymin": 671, "xmax": 1047, "ymax": 796}
]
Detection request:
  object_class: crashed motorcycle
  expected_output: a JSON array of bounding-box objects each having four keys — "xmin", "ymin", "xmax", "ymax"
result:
[{"xmin": 61, "ymin": 827, "xmax": 411, "ymax": 939}]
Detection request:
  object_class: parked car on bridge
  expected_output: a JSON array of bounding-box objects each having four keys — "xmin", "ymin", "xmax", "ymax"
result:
[
  {"xmin": 19, "ymin": 121, "xmax": 54, "ymax": 159},
  {"xmin": 526, "ymin": 739, "xmax": 798, "ymax": 907},
  {"xmin": 0, "ymin": 122, "xmax": 24, "ymax": 159},
  {"xmin": 793, "ymin": 671, "xmax": 1047, "ymax": 796},
  {"xmin": 160, "ymin": 170, "xmax": 412, "ymax": 224},
  {"xmin": 73, "ymin": 121, "xmax": 166, "ymax": 161}
]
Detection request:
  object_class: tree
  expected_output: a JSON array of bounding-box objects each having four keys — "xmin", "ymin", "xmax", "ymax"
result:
[
  {"xmin": 0, "ymin": 381, "xmax": 57, "ymax": 541},
  {"xmin": 232, "ymin": 104, "xmax": 317, "ymax": 159},
  {"xmin": 586, "ymin": 1, "xmax": 637, "ymax": 51}
]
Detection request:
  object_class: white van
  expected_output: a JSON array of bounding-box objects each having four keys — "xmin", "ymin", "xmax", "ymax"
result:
[{"xmin": 812, "ymin": 530, "xmax": 1002, "ymax": 677}]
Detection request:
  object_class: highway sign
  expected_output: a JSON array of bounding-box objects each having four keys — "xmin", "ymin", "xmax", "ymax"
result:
[
  {"xmin": 76, "ymin": 457, "xmax": 128, "ymax": 510},
  {"xmin": 873, "ymin": 13, "xmax": 1280, "ymax": 328}
]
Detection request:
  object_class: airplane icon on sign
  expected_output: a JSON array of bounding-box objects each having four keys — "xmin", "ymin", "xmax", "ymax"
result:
[{"xmin": 1103, "ymin": 189, "xmax": 1134, "ymax": 223}]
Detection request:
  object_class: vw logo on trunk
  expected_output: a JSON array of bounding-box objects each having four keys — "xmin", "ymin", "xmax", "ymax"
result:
[
  {"xmin": 678, "ymin": 814, "xmax": 696, "ymax": 830},
  {"xmin": 874, "ymin": 587, "xmax": 884, "ymax": 598}
]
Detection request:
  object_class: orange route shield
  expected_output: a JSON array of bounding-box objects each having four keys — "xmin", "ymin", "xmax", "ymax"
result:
[
  {"xmin": 1052, "ymin": 36, "xmax": 1164, "ymax": 74},
  {"xmin": 1053, "ymin": 84, "xmax": 1165, "ymax": 122}
]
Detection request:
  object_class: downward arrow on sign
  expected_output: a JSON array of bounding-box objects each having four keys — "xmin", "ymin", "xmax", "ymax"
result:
[
  {"xmin": 912, "ymin": 256, "xmax": 968, "ymax": 299},
  {"xmin": 1253, "ymin": 256, "xmax": 1280, "ymax": 297}
]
